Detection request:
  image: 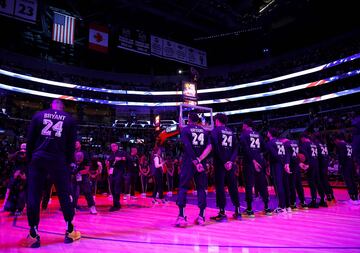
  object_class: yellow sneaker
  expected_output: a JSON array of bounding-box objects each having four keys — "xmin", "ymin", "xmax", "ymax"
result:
[{"xmin": 64, "ymin": 230, "xmax": 81, "ymax": 244}]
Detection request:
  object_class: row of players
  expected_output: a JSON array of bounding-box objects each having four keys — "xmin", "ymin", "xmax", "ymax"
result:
[
  {"xmin": 23, "ymin": 100, "xmax": 359, "ymax": 247},
  {"xmin": 173, "ymin": 112, "xmax": 359, "ymax": 227}
]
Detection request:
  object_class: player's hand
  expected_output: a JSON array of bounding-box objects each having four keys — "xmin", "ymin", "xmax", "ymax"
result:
[
  {"xmin": 196, "ymin": 163, "xmax": 205, "ymax": 172},
  {"xmin": 299, "ymin": 163, "xmax": 309, "ymax": 171},
  {"xmin": 224, "ymin": 161, "xmax": 233, "ymax": 171},
  {"xmin": 284, "ymin": 164, "xmax": 291, "ymax": 174},
  {"xmin": 253, "ymin": 160, "xmax": 262, "ymax": 172},
  {"xmin": 115, "ymin": 157, "xmax": 121, "ymax": 161}
]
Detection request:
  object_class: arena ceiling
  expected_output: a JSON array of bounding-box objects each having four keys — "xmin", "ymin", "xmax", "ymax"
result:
[{"xmin": 48, "ymin": 0, "xmax": 360, "ymax": 64}]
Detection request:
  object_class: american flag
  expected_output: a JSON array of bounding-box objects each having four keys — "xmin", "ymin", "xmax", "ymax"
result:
[{"xmin": 52, "ymin": 12, "xmax": 75, "ymax": 45}]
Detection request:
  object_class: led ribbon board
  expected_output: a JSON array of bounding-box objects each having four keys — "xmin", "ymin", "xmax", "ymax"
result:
[
  {"xmin": 0, "ymin": 69, "xmax": 359, "ymax": 106},
  {"xmin": 0, "ymin": 52, "xmax": 359, "ymax": 95}
]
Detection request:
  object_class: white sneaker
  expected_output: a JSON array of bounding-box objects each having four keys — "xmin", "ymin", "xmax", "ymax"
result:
[
  {"xmin": 194, "ymin": 215, "xmax": 205, "ymax": 226},
  {"xmin": 193, "ymin": 190, "xmax": 197, "ymax": 196},
  {"xmin": 286, "ymin": 207, "xmax": 292, "ymax": 213},
  {"xmin": 141, "ymin": 193, "xmax": 146, "ymax": 198},
  {"xmin": 273, "ymin": 207, "xmax": 286, "ymax": 214},
  {"xmin": 167, "ymin": 192, "xmax": 172, "ymax": 197},
  {"xmin": 90, "ymin": 206, "xmax": 97, "ymax": 215}
]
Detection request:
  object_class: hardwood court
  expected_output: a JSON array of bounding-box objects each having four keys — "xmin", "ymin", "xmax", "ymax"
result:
[{"xmin": 0, "ymin": 188, "xmax": 360, "ymax": 253}]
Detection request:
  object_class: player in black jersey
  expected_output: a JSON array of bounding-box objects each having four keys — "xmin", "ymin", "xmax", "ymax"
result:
[
  {"xmin": 209, "ymin": 113, "xmax": 241, "ymax": 221},
  {"xmin": 176, "ymin": 112, "xmax": 211, "ymax": 227},
  {"xmin": 266, "ymin": 128, "xmax": 291, "ymax": 213},
  {"xmin": 299, "ymin": 133, "xmax": 327, "ymax": 208},
  {"xmin": 312, "ymin": 133, "xmax": 334, "ymax": 201},
  {"xmin": 239, "ymin": 119, "xmax": 272, "ymax": 217},
  {"xmin": 282, "ymin": 138, "xmax": 308, "ymax": 209},
  {"xmin": 25, "ymin": 99, "xmax": 80, "ymax": 248},
  {"xmin": 334, "ymin": 133, "xmax": 359, "ymax": 202}
]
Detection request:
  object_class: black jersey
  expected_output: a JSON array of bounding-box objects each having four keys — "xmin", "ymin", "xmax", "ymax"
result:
[
  {"xmin": 352, "ymin": 116, "xmax": 360, "ymax": 162},
  {"xmin": 180, "ymin": 123, "xmax": 209, "ymax": 164},
  {"xmin": 239, "ymin": 130, "xmax": 266, "ymax": 168},
  {"xmin": 266, "ymin": 138, "xmax": 289, "ymax": 165},
  {"xmin": 336, "ymin": 141, "xmax": 354, "ymax": 170},
  {"xmin": 315, "ymin": 141, "xmax": 329, "ymax": 169},
  {"xmin": 299, "ymin": 141, "xmax": 319, "ymax": 168},
  {"xmin": 27, "ymin": 108, "xmax": 76, "ymax": 164},
  {"xmin": 210, "ymin": 125, "xmax": 238, "ymax": 165},
  {"xmin": 284, "ymin": 140, "xmax": 300, "ymax": 165}
]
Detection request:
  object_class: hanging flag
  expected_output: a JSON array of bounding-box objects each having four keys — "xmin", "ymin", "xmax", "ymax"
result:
[
  {"xmin": 52, "ymin": 12, "xmax": 75, "ymax": 45},
  {"xmin": 89, "ymin": 24, "xmax": 109, "ymax": 53}
]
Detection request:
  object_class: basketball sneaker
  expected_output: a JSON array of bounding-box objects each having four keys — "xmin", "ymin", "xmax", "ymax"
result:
[
  {"xmin": 232, "ymin": 212, "xmax": 242, "ymax": 220},
  {"xmin": 308, "ymin": 201, "xmax": 319, "ymax": 208},
  {"xmin": 210, "ymin": 212, "xmax": 227, "ymax": 222},
  {"xmin": 243, "ymin": 209, "xmax": 255, "ymax": 218},
  {"xmin": 319, "ymin": 200, "xmax": 328, "ymax": 207},
  {"xmin": 290, "ymin": 204, "xmax": 298, "ymax": 211},
  {"xmin": 175, "ymin": 216, "xmax": 188, "ymax": 228},
  {"xmin": 64, "ymin": 229, "xmax": 81, "ymax": 243},
  {"xmin": 90, "ymin": 206, "xmax": 97, "ymax": 214},
  {"xmin": 109, "ymin": 206, "xmax": 121, "ymax": 212},
  {"xmin": 300, "ymin": 202, "xmax": 309, "ymax": 209},
  {"xmin": 24, "ymin": 234, "xmax": 40, "ymax": 248},
  {"xmin": 194, "ymin": 215, "xmax": 205, "ymax": 226},
  {"xmin": 264, "ymin": 208, "xmax": 273, "ymax": 216},
  {"xmin": 273, "ymin": 207, "xmax": 286, "ymax": 214}
]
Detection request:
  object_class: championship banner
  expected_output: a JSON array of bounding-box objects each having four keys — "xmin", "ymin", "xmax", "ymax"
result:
[
  {"xmin": 89, "ymin": 24, "xmax": 109, "ymax": 53},
  {"xmin": 162, "ymin": 39, "xmax": 176, "ymax": 59},
  {"xmin": 150, "ymin": 35, "xmax": 207, "ymax": 68},
  {"xmin": 117, "ymin": 28, "xmax": 150, "ymax": 55},
  {"xmin": 0, "ymin": 0, "xmax": 38, "ymax": 23},
  {"xmin": 150, "ymin": 35, "xmax": 163, "ymax": 57},
  {"xmin": 134, "ymin": 29, "xmax": 150, "ymax": 55}
]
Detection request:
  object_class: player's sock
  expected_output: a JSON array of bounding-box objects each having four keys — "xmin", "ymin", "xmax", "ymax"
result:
[
  {"xmin": 247, "ymin": 201, "xmax": 252, "ymax": 210},
  {"xmin": 234, "ymin": 206, "xmax": 240, "ymax": 214},
  {"xmin": 179, "ymin": 207, "xmax": 185, "ymax": 217},
  {"xmin": 66, "ymin": 222, "xmax": 74, "ymax": 233},
  {"xmin": 30, "ymin": 226, "xmax": 38, "ymax": 237},
  {"xmin": 199, "ymin": 208, "xmax": 205, "ymax": 217},
  {"xmin": 220, "ymin": 208, "xmax": 225, "ymax": 215},
  {"xmin": 264, "ymin": 201, "xmax": 269, "ymax": 210}
]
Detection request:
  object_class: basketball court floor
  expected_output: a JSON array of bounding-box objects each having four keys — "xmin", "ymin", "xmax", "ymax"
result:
[{"xmin": 1, "ymin": 187, "xmax": 359, "ymax": 253}]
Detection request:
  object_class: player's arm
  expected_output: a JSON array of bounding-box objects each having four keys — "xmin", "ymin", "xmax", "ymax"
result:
[
  {"xmin": 180, "ymin": 128, "xmax": 198, "ymax": 161},
  {"xmin": 239, "ymin": 134, "xmax": 252, "ymax": 159},
  {"xmin": 230, "ymin": 134, "xmax": 239, "ymax": 163},
  {"xmin": 197, "ymin": 144, "xmax": 212, "ymax": 163},
  {"xmin": 26, "ymin": 113, "xmax": 40, "ymax": 162},
  {"xmin": 299, "ymin": 144, "xmax": 310, "ymax": 166},
  {"xmin": 66, "ymin": 118, "xmax": 77, "ymax": 165}
]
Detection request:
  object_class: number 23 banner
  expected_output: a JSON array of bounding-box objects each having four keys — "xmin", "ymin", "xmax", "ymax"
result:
[{"xmin": 0, "ymin": 0, "xmax": 38, "ymax": 23}]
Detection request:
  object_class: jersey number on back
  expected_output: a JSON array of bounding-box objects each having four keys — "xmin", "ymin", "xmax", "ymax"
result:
[
  {"xmin": 41, "ymin": 119, "xmax": 63, "ymax": 137},
  {"xmin": 192, "ymin": 132, "xmax": 204, "ymax": 146},
  {"xmin": 222, "ymin": 134, "xmax": 233, "ymax": 147},
  {"xmin": 250, "ymin": 137, "xmax": 260, "ymax": 149},
  {"xmin": 277, "ymin": 144, "xmax": 285, "ymax": 155},
  {"xmin": 346, "ymin": 146, "xmax": 352, "ymax": 157}
]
